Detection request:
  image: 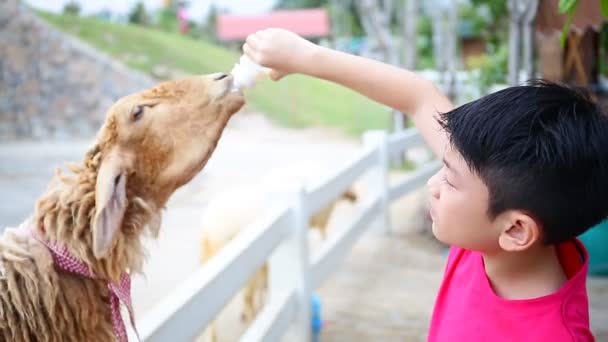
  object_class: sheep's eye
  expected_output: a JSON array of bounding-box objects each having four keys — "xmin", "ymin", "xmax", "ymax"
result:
[{"xmin": 132, "ymin": 105, "xmax": 144, "ymax": 121}]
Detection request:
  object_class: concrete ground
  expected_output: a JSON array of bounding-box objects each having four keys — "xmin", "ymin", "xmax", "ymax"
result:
[{"xmin": 316, "ymin": 231, "xmax": 608, "ymax": 341}]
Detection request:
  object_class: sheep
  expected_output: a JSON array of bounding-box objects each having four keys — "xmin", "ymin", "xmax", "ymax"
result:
[
  {"xmin": 0, "ymin": 73, "xmax": 245, "ymax": 342},
  {"xmin": 198, "ymin": 162, "xmax": 357, "ymax": 342},
  {"xmin": 260, "ymin": 163, "xmax": 358, "ymax": 240}
]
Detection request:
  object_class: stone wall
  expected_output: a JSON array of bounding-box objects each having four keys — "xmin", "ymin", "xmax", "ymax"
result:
[{"xmin": 0, "ymin": 0, "xmax": 156, "ymax": 140}]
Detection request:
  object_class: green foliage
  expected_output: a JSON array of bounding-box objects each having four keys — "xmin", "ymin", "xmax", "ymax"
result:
[
  {"xmin": 275, "ymin": 0, "xmax": 328, "ymax": 9},
  {"xmin": 558, "ymin": 0, "xmax": 578, "ymax": 47},
  {"xmin": 416, "ymin": 14, "xmax": 435, "ymax": 69},
  {"xmin": 466, "ymin": 0, "xmax": 508, "ymax": 50},
  {"xmin": 458, "ymin": 3, "xmax": 488, "ymax": 38},
  {"xmin": 158, "ymin": 7, "xmax": 178, "ymax": 32},
  {"xmin": 346, "ymin": 2, "xmax": 365, "ymax": 37},
  {"xmin": 600, "ymin": 24, "xmax": 608, "ymax": 76},
  {"xmin": 558, "ymin": 0, "xmax": 578, "ymax": 13},
  {"xmin": 186, "ymin": 21, "xmax": 203, "ymax": 39},
  {"xmin": 199, "ymin": 4, "xmax": 220, "ymax": 42},
  {"xmin": 62, "ymin": 1, "xmax": 80, "ymax": 16},
  {"xmin": 559, "ymin": 0, "xmax": 608, "ymax": 46},
  {"xmin": 602, "ymin": 0, "xmax": 608, "ymax": 17},
  {"xmin": 128, "ymin": 2, "xmax": 149, "ymax": 26},
  {"xmin": 275, "ymin": 0, "xmax": 365, "ymax": 39},
  {"xmin": 468, "ymin": 44, "xmax": 508, "ymax": 92},
  {"xmin": 470, "ymin": 0, "xmax": 507, "ymax": 20}
]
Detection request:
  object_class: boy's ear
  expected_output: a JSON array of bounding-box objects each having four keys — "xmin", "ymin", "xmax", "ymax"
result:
[{"xmin": 498, "ymin": 211, "xmax": 541, "ymax": 252}]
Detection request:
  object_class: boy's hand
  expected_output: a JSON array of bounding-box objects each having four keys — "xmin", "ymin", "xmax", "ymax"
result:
[
  {"xmin": 243, "ymin": 28, "xmax": 319, "ymax": 81},
  {"xmin": 245, "ymin": 29, "xmax": 452, "ymax": 158}
]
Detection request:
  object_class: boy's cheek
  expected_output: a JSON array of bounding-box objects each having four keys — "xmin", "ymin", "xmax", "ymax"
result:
[
  {"xmin": 430, "ymin": 205, "xmax": 467, "ymax": 247},
  {"xmin": 431, "ymin": 220, "xmax": 452, "ymax": 246},
  {"xmin": 430, "ymin": 208, "xmax": 449, "ymax": 243}
]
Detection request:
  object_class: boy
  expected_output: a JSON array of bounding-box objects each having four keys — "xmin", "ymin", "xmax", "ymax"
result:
[{"xmin": 244, "ymin": 28, "xmax": 608, "ymax": 341}]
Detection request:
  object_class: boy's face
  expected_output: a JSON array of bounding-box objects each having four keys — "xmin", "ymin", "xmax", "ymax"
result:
[{"xmin": 427, "ymin": 145, "xmax": 501, "ymax": 252}]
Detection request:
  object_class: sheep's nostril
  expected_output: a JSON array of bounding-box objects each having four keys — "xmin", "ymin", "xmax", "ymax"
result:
[{"xmin": 214, "ymin": 73, "xmax": 229, "ymax": 81}]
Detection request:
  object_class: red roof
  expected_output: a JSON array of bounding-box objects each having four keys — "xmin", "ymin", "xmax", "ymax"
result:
[{"xmin": 217, "ymin": 9, "xmax": 330, "ymax": 41}]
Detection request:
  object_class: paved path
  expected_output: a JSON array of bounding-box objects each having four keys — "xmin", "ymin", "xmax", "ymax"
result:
[
  {"xmin": 316, "ymin": 231, "xmax": 608, "ymax": 341},
  {"xmin": 317, "ymin": 231, "xmax": 444, "ymax": 342}
]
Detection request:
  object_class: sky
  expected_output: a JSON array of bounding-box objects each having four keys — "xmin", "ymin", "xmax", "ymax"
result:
[{"xmin": 24, "ymin": 0, "xmax": 278, "ymax": 21}]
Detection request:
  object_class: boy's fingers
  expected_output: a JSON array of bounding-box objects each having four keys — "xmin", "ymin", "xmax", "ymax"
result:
[
  {"xmin": 254, "ymin": 30, "xmax": 274, "ymax": 50},
  {"xmin": 269, "ymin": 70, "xmax": 284, "ymax": 81},
  {"xmin": 243, "ymin": 43, "xmax": 258, "ymax": 62},
  {"xmin": 257, "ymin": 28, "xmax": 272, "ymax": 38},
  {"xmin": 243, "ymin": 43, "xmax": 264, "ymax": 65},
  {"xmin": 245, "ymin": 30, "xmax": 277, "ymax": 65},
  {"xmin": 245, "ymin": 34, "xmax": 260, "ymax": 50},
  {"xmin": 242, "ymin": 43, "xmax": 252, "ymax": 58}
]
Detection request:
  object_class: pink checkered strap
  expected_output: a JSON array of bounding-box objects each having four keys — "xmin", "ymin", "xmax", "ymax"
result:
[{"xmin": 30, "ymin": 227, "xmax": 139, "ymax": 342}]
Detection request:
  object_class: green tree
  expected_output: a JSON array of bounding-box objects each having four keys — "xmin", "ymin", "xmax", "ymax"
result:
[
  {"xmin": 200, "ymin": 4, "xmax": 220, "ymax": 42},
  {"xmin": 469, "ymin": 0, "xmax": 508, "ymax": 48},
  {"xmin": 275, "ymin": 0, "xmax": 328, "ymax": 9},
  {"xmin": 128, "ymin": 2, "xmax": 149, "ymax": 26},
  {"xmin": 416, "ymin": 14, "xmax": 434, "ymax": 69},
  {"xmin": 63, "ymin": 1, "xmax": 80, "ymax": 16},
  {"xmin": 158, "ymin": 7, "xmax": 177, "ymax": 32}
]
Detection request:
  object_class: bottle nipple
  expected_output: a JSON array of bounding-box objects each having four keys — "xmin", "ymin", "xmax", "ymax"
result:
[{"xmin": 230, "ymin": 55, "xmax": 269, "ymax": 91}]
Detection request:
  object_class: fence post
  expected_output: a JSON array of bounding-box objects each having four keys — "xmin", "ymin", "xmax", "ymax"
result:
[
  {"xmin": 363, "ymin": 130, "xmax": 392, "ymax": 234},
  {"xmin": 391, "ymin": 109, "xmax": 406, "ymax": 165},
  {"xmin": 268, "ymin": 185, "xmax": 311, "ymax": 342}
]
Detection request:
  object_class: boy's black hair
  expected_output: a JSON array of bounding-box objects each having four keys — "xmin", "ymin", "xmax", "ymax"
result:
[{"xmin": 439, "ymin": 79, "xmax": 608, "ymax": 244}]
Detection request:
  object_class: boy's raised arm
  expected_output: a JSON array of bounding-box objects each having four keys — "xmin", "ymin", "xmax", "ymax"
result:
[{"xmin": 244, "ymin": 29, "xmax": 454, "ymax": 157}]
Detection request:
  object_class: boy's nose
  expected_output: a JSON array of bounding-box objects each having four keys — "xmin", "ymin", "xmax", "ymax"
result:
[{"xmin": 427, "ymin": 171, "xmax": 441, "ymax": 199}]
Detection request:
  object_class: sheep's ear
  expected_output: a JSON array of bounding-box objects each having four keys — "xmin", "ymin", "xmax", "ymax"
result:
[{"xmin": 92, "ymin": 150, "xmax": 128, "ymax": 259}]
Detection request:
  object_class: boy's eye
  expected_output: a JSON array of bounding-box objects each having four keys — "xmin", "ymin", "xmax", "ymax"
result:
[{"xmin": 442, "ymin": 174, "xmax": 454, "ymax": 187}]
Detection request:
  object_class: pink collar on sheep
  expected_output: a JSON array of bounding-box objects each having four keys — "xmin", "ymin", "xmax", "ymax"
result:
[{"xmin": 31, "ymin": 225, "xmax": 138, "ymax": 342}]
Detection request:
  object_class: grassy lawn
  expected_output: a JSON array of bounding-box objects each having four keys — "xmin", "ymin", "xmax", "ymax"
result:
[{"xmin": 37, "ymin": 11, "xmax": 390, "ymax": 137}]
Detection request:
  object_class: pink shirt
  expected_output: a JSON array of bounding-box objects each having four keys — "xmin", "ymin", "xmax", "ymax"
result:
[{"xmin": 428, "ymin": 240, "xmax": 594, "ymax": 342}]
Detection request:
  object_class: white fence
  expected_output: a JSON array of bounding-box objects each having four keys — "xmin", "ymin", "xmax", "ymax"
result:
[{"xmin": 138, "ymin": 128, "xmax": 441, "ymax": 342}]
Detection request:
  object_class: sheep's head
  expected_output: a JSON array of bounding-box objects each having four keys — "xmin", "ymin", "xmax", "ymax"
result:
[{"xmin": 89, "ymin": 73, "xmax": 244, "ymax": 259}]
